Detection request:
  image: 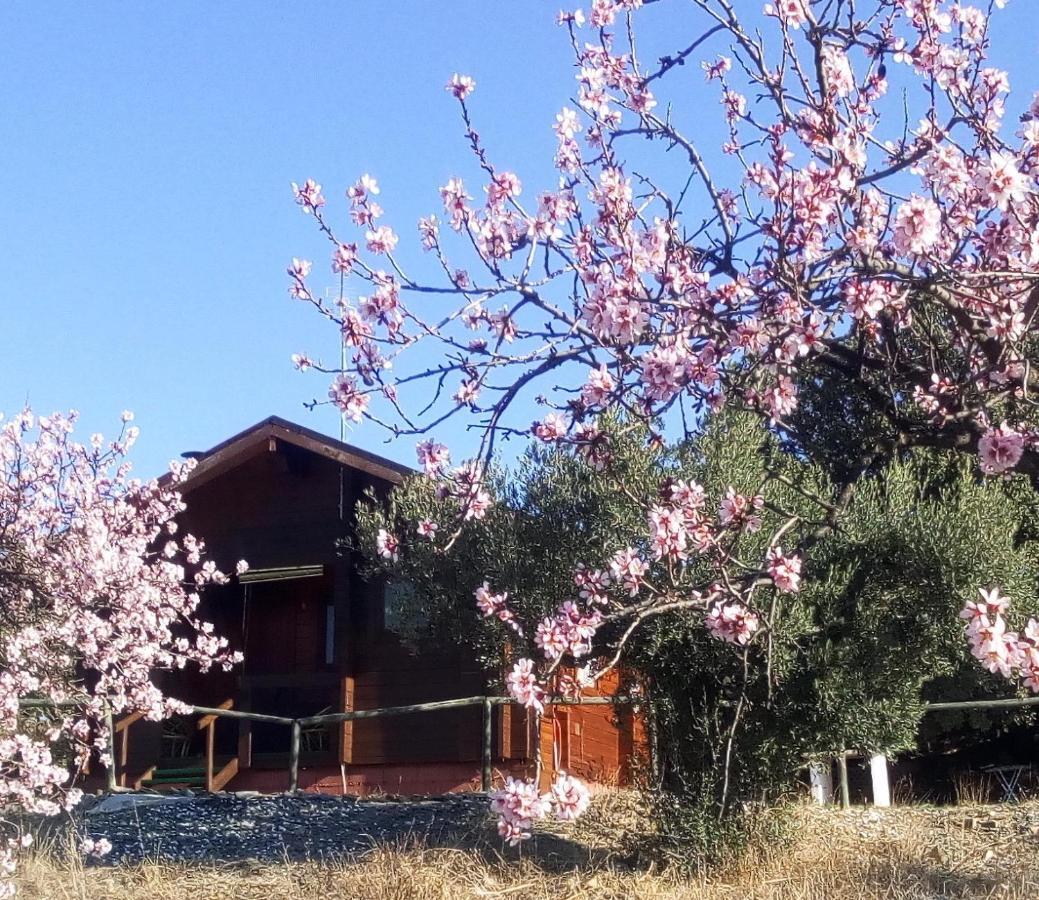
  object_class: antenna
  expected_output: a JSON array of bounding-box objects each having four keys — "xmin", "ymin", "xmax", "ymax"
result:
[
  {"xmin": 340, "ymin": 330, "xmax": 347, "ymax": 443},
  {"xmin": 323, "ymin": 283, "xmax": 350, "ymax": 522},
  {"xmin": 321, "ymin": 283, "xmax": 350, "ymax": 445}
]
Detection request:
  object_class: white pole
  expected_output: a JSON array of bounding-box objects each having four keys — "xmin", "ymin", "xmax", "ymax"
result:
[
  {"xmin": 809, "ymin": 760, "xmax": 833, "ymax": 805},
  {"xmin": 870, "ymin": 754, "xmax": 891, "ymax": 807}
]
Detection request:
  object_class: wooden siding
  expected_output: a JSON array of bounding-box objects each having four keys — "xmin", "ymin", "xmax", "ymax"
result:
[
  {"xmin": 537, "ymin": 669, "xmax": 646, "ymax": 788},
  {"xmin": 167, "ymin": 431, "xmax": 496, "ymax": 768},
  {"xmin": 155, "ymin": 421, "xmax": 644, "ymax": 784}
]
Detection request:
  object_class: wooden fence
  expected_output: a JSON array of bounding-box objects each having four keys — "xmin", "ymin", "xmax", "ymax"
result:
[
  {"xmin": 19, "ymin": 693, "xmax": 1039, "ymax": 799},
  {"xmin": 19, "ymin": 694, "xmax": 636, "ymax": 795}
]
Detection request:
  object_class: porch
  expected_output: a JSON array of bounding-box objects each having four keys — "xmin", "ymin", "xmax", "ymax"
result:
[{"xmin": 106, "ymin": 693, "xmax": 635, "ymax": 796}]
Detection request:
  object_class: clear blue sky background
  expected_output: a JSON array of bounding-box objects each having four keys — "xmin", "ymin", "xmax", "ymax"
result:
[{"xmin": 1, "ymin": 2, "xmax": 1036, "ymax": 478}]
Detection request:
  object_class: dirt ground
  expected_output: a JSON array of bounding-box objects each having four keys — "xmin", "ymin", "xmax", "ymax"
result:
[{"xmin": 15, "ymin": 794, "xmax": 1039, "ymax": 899}]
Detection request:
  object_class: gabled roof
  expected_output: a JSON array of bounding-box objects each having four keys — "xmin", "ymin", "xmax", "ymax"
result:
[{"xmin": 171, "ymin": 415, "xmax": 412, "ymax": 493}]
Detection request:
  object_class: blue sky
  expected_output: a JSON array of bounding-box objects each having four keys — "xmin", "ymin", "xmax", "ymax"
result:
[
  {"xmin": 1, "ymin": 2, "xmax": 1036, "ymax": 477},
  {"xmin": 0, "ymin": 2, "xmax": 583, "ymax": 475}
]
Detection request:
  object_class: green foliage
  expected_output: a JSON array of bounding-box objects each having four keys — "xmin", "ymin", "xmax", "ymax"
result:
[
  {"xmin": 354, "ymin": 419, "xmax": 666, "ymax": 669},
  {"xmin": 355, "ymin": 411, "xmax": 1039, "ymax": 864}
]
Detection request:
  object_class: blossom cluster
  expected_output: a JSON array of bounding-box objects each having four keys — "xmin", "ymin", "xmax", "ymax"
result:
[
  {"xmin": 0, "ymin": 410, "xmax": 241, "ymax": 888},
  {"xmin": 962, "ymin": 588, "xmax": 1039, "ymax": 691},
  {"xmin": 475, "ymin": 582, "xmax": 523, "ymax": 636},
  {"xmin": 490, "ymin": 772, "xmax": 590, "ymax": 845},
  {"xmin": 288, "ymin": 0, "xmax": 1039, "ymax": 833},
  {"xmin": 705, "ymin": 600, "xmax": 760, "ymax": 646}
]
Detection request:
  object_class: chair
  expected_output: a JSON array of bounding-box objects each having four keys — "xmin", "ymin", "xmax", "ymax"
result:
[
  {"xmin": 161, "ymin": 717, "xmax": 192, "ymax": 758},
  {"xmin": 300, "ymin": 706, "xmax": 333, "ymax": 752}
]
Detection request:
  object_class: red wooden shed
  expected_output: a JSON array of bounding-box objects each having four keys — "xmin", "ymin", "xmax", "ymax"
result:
[{"xmin": 115, "ymin": 416, "xmax": 643, "ymax": 796}]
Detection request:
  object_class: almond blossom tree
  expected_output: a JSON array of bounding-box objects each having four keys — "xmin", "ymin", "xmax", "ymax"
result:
[
  {"xmin": 0, "ymin": 410, "xmax": 241, "ymax": 890},
  {"xmin": 289, "ymin": 0, "xmax": 1038, "ymax": 837}
]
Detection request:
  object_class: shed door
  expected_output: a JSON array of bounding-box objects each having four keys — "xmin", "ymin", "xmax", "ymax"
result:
[{"xmin": 243, "ymin": 575, "xmax": 330, "ymax": 675}]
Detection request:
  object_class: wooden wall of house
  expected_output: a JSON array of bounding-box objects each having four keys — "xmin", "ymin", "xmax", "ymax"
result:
[
  {"xmin": 165, "ymin": 443, "xmax": 351, "ymax": 718},
  {"xmin": 537, "ymin": 669, "xmax": 647, "ymax": 788},
  {"xmin": 342, "ymin": 509, "xmax": 489, "ymax": 765},
  {"xmin": 178, "ymin": 442, "xmax": 349, "ymax": 574},
  {"xmin": 167, "ymin": 434, "xmax": 493, "ymax": 766}
]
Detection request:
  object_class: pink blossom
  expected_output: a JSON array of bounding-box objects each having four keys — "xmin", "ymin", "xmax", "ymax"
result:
[
  {"xmin": 706, "ymin": 600, "xmax": 760, "ymax": 645},
  {"xmin": 763, "ymin": 0, "xmax": 809, "ymax": 29},
  {"xmin": 475, "ymin": 581, "xmax": 507, "ymax": 618},
  {"xmin": 365, "ymin": 225, "xmax": 399, "ymax": 255},
  {"xmin": 328, "ymin": 375, "xmax": 369, "ymax": 422},
  {"xmin": 287, "ymin": 257, "xmax": 311, "ymax": 280},
  {"xmin": 416, "ymin": 518, "xmax": 438, "ymax": 539},
  {"xmin": 440, "ymin": 177, "xmax": 471, "ymax": 230},
  {"xmin": 892, "ymin": 194, "xmax": 942, "ymax": 255},
  {"xmin": 416, "ymin": 440, "xmax": 451, "ymax": 476},
  {"xmin": 574, "ymin": 565, "xmax": 611, "ymax": 605},
  {"xmin": 556, "ymin": 9, "xmax": 585, "ymax": 27},
  {"xmin": 490, "ymin": 777, "xmax": 550, "ymax": 845},
  {"xmin": 549, "ymin": 773, "xmax": 591, "ymax": 821},
  {"xmin": 702, "ymin": 57, "xmax": 732, "ymax": 81},
  {"xmin": 533, "ymin": 413, "xmax": 568, "ymax": 442},
  {"xmin": 719, "ymin": 487, "xmax": 764, "ymax": 532},
  {"xmin": 961, "ymin": 586, "xmax": 1010, "ymax": 622},
  {"xmin": 291, "ymin": 179, "xmax": 325, "ymax": 211},
  {"xmin": 454, "ymin": 379, "xmax": 480, "ymax": 407},
  {"xmin": 821, "ymin": 45, "xmax": 855, "ymax": 97},
  {"xmin": 609, "ymin": 547, "xmax": 648, "ymax": 596},
  {"xmin": 506, "ymin": 659, "xmax": 545, "ymax": 713},
  {"xmin": 764, "ymin": 376, "xmax": 798, "ymax": 422},
  {"xmin": 474, "ymin": 582, "xmax": 522, "ymax": 635},
  {"xmin": 767, "ymin": 547, "xmax": 802, "ymax": 593},
  {"xmin": 581, "ymin": 366, "xmax": 615, "ymax": 409},
  {"xmin": 347, "ymin": 174, "xmax": 379, "ymax": 201},
  {"xmin": 535, "ymin": 601, "xmax": 601, "ymax": 660},
  {"xmin": 447, "ymin": 73, "xmax": 476, "ymax": 100},
  {"xmin": 978, "ymin": 423, "xmax": 1025, "ymax": 474},
  {"xmin": 976, "ymin": 152, "xmax": 1030, "ymax": 211},
  {"xmin": 648, "ymin": 505, "xmax": 689, "ymax": 560},
  {"xmin": 79, "ymin": 837, "xmax": 112, "ymax": 858},
  {"xmin": 487, "ymin": 172, "xmax": 522, "ymax": 207},
  {"xmin": 376, "ymin": 528, "xmax": 399, "ymax": 562},
  {"xmin": 332, "ymin": 243, "xmax": 358, "ymax": 274}
]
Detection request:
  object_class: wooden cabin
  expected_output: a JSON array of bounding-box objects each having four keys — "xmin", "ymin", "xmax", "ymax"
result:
[{"xmin": 112, "ymin": 416, "xmax": 643, "ymax": 795}]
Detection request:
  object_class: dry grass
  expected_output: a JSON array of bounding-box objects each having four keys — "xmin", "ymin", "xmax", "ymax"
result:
[{"xmin": 15, "ymin": 797, "xmax": 1039, "ymax": 900}]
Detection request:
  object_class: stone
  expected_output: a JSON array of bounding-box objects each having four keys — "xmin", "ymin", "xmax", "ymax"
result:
[{"xmin": 85, "ymin": 794, "xmax": 196, "ymax": 816}]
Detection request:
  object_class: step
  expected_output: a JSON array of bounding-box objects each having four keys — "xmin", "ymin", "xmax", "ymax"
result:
[
  {"xmin": 148, "ymin": 766, "xmax": 207, "ymax": 778},
  {"xmin": 142, "ymin": 773, "xmax": 206, "ymax": 789},
  {"xmin": 141, "ymin": 777, "xmax": 206, "ymax": 787}
]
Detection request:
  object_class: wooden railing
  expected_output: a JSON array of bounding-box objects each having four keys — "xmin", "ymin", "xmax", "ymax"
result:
[
  {"xmin": 17, "ymin": 693, "xmax": 1039, "ymax": 798},
  {"xmin": 110, "ymin": 696, "xmax": 243, "ymax": 792},
  {"xmin": 196, "ymin": 698, "xmax": 239, "ymax": 791},
  {"xmin": 100, "ymin": 694, "xmax": 636, "ymax": 794},
  {"xmin": 113, "ymin": 710, "xmax": 150, "ymax": 789}
]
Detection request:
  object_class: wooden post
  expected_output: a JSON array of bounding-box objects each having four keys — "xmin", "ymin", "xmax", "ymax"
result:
[
  {"xmin": 870, "ymin": 754, "xmax": 891, "ymax": 807},
  {"xmin": 288, "ymin": 719, "xmax": 301, "ymax": 793},
  {"xmin": 237, "ymin": 688, "xmax": 252, "ymax": 771},
  {"xmin": 339, "ymin": 675, "xmax": 354, "ymax": 765},
  {"xmin": 481, "ymin": 697, "xmax": 493, "ymax": 792},
  {"xmin": 237, "ymin": 717, "xmax": 252, "ymax": 771},
  {"xmin": 118, "ymin": 720, "xmax": 129, "ymax": 788},
  {"xmin": 837, "ymin": 751, "xmax": 851, "ymax": 809},
  {"xmin": 103, "ymin": 702, "xmax": 117, "ymax": 793},
  {"xmin": 205, "ymin": 719, "xmax": 215, "ymax": 792},
  {"xmin": 809, "ymin": 760, "xmax": 833, "ymax": 805}
]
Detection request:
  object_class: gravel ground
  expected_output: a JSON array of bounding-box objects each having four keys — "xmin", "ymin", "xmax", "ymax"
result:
[{"xmin": 74, "ymin": 792, "xmax": 489, "ymax": 865}]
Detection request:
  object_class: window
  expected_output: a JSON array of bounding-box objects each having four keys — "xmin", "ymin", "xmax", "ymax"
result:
[
  {"xmin": 382, "ymin": 580, "xmax": 423, "ymax": 634},
  {"xmin": 325, "ymin": 604, "xmax": 335, "ymax": 665}
]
